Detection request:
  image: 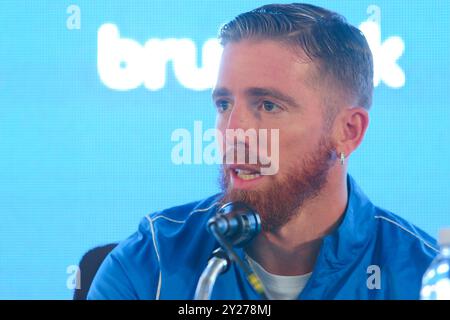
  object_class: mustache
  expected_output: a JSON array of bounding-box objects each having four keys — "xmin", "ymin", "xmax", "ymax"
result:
[
  {"xmin": 222, "ymin": 143, "xmax": 280, "ymax": 175},
  {"xmin": 222, "ymin": 146, "xmax": 270, "ymax": 166}
]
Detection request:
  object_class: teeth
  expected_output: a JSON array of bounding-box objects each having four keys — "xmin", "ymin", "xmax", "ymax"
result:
[
  {"xmin": 235, "ymin": 169, "xmax": 260, "ymax": 180},
  {"xmin": 238, "ymin": 174, "xmax": 260, "ymax": 180}
]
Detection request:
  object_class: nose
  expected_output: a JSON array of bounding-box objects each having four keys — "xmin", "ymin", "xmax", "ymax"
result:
[
  {"xmin": 219, "ymin": 101, "xmax": 259, "ymax": 157},
  {"xmin": 225, "ymin": 101, "xmax": 255, "ymax": 132}
]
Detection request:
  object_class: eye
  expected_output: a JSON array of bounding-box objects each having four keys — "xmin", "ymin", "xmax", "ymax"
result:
[
  {"xmin": 215, "ymin": 100, "xmax": 231, "ymax": 113},
  {"xmin": 261, "ymin": 101, "xmax": 282, "ymax": 113}
]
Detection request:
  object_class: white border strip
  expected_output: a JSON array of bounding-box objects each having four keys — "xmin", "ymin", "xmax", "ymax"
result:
[
  {"xmin": 374, "ymin": 215, "xmax": 439, "ymax": 253},
  {"xmin": 151, "ymin": 201, "xmax": 220, "ymax": 224},
  {"xmin": 145, "ymin": 201, "xmax": 220, "ymax": 299},
  {"xmin": 145, "ymin": 215, "xmax": 162, "ymax": 300}
]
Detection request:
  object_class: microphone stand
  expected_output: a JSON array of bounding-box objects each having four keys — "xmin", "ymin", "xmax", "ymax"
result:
[
  {"xmin": 194, "ymin": 248, "xmax": 230, "ymax": 300},
  {"xmin": 194, "ymin": 201, "xmax": 267, "ymax": 300}
]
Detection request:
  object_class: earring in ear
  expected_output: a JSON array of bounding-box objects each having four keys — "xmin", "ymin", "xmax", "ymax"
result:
[{"xmin": 340, "ymin": 152, "xmax": 345, "ymax": 166}]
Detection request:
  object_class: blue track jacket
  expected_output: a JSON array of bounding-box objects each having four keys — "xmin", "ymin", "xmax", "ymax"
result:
[{"xmin": 88, "ymin": 175, "xmax": 438, "ymax": 300}]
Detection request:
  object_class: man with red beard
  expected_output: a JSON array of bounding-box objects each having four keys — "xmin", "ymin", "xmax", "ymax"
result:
[{"xmin": 88, "ymin": 3, "xmax": 437, "ymax": 300}]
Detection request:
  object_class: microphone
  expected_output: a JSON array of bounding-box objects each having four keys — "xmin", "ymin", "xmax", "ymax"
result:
[
  {"xmin": 207, "ymin": 201, "xmax": 261, "ymax": 247},
  {"xmin": 195, "ymin": 201, "xmax": 264, "ymax": 300}
]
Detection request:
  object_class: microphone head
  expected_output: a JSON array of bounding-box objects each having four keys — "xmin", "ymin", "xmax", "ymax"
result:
[{"xmin": 208, "ymin": 201, "xmax": 261, "ymax": 247}]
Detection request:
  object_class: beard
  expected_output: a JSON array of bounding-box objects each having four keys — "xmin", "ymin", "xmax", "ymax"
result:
[{"xmin": 219, "ymin": 134, "xmax": 335, "ymax": 233}]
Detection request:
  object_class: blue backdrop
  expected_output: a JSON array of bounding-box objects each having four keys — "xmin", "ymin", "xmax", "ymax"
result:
[{"xmin": 0, "ymin": 0, "xmax": 449, "ymax": 299}]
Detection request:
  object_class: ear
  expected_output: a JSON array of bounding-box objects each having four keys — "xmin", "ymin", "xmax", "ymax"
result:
[{"xmin": 332, "ymin": 107, "xmax": 369, "ymax": 158}]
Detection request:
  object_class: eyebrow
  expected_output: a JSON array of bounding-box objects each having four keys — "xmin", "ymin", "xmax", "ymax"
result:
[
  {"xmin": 245, "ymin": 87, "xmax": 301, "ymax": 109},
  {"xmin": 212, "ymin": 86, "xmax": 301, "ymax": 109},
  {"xmin": 212, "ymin": 87, "xmax": 232, "ymax": 100}
]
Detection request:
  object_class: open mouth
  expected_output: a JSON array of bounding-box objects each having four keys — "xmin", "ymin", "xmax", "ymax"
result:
[
  {"xmin": 233, "ymin": 168, "xmax": 261, "ymax": 180},
  {"xmin": 228, "ymin": 165, "xmax": 262, "ymax": 183}
]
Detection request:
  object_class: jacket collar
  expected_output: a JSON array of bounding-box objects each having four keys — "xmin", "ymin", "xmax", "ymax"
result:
[
  {"xmin": 320, "ymin": 174, "xmax": 376, "ymax": 266},
  {"xmin": 295, "ymin": 174, "xmax": 377, "ymax": 299},
  {"xmin": 229, "ymin": 174, "xmax": 377, "ymax": 299}
]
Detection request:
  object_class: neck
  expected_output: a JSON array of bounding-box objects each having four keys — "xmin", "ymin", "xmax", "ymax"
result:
[{"xmin": 246, "ymin": 171, "xmax": 348, "ymax": 276}]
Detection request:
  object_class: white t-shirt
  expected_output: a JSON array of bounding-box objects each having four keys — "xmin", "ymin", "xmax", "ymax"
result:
[{"xmin": 246, "ymin": 256, "xmax": 312, "ymax": 300}]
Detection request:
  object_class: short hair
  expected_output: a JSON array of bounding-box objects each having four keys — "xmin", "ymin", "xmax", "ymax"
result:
[{"xmin": 219, "ymin": 3, "xmax": 374, "ymax": 111}]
